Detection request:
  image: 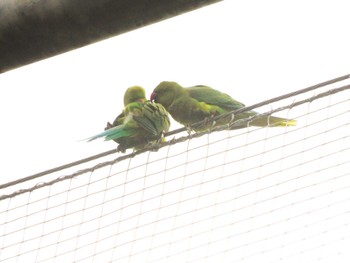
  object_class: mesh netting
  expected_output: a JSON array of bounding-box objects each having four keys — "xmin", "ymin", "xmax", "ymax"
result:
[{"xmin": 1, "ymin": 75, "xmax": 350, "ymax": 262}]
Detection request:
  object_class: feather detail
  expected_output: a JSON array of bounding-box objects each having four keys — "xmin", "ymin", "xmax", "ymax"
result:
[
  {"xmin": 87, "ymin": 124, "xmax": 136, "ymax": 142},
  {"xmin": 151, "ymin": 81, "xmax": 297, "ymax": 132}
]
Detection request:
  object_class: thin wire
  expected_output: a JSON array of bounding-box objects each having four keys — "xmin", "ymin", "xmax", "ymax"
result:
[
  {"xmin": 0, "ymin": 74, "xmax": 349, "ymax": 191},
  {"xmin": 3, "ymin": 142, "xmax": 349, "ymax": 254},
  {"xmin": 165, "ymin": 73, "xmax": 350, "ymax": 136},
  {"xmin": 1, "ymin": 80, "xmax": 350, "ymax": 200}
]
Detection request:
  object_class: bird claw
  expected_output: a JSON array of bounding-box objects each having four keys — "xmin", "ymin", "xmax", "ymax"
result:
[
  {"xmin": 227, "ymin": 113, "xmax": 236, "ymax": 128},
  {"xmin": 170, "ymin": 136, "xmax": 176, "ymax": 143},
  {"xmin": 185, "ymin": 125, "xmax": 193, "ymax": 135},
  {"xmin": 203, "ymin": 116, "xmax": 216, "ymax": 131},
  {"xmin": 145, "ymin": 141, "xmax": 160, "ymax": 152},
  {"xmin": 116, "ymin": 145, "xmax": 127, "ymax": 153}
]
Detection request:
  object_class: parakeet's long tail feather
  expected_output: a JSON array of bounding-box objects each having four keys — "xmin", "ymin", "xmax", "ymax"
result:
[
  {"xmin": 250, "ymin": 115, "xmax": 297, "ymax": 127},
  {"xmin": 87, "ymin": 125, "xmax": 136, "ymax": 142}
]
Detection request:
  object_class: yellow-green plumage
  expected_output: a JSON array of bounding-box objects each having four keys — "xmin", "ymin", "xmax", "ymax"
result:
[
  {"xmin": 89, "ymin": 86, "xmax": 170, "ymax": 152},
  {"xmin": 150, "ymin": 81, "xmax": 296, "ymax": 131}
]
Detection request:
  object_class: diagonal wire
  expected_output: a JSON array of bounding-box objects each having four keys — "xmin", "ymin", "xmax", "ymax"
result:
[{"xmin": 0, "ymin": 74, "xmax": 349, "ymax": 195}]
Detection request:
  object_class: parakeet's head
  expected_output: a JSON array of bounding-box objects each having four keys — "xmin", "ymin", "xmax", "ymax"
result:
[
  {"xmin": 150, "ymin": 81, "xmax": 183, "ymax": 108},
  {"xmin": 124, "ymin": 86, "xmax": 146, "ymax": 106}
]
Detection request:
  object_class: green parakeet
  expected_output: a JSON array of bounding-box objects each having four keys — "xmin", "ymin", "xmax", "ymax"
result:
[
  {"xmin": 150, "ymin": 81, "xmax": 296, "ymax": 131},
  {"xmin": 88, "ymin": 86, "xmax": 171, "ymax": 152}
]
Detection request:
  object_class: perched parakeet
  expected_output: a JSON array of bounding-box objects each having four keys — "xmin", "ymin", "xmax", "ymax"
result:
[
  {"xmin": 88, "ymin": 86, "xmax": 170, "ymax": 152},
  {"xmin": 150, "ymin": 81, "xmax": 296, "ymax": 131}
]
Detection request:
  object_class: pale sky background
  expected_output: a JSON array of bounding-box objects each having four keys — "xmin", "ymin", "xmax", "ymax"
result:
[
  {"xmin": 1, "ymin": 0, "xmax": 350, "ymax": 184},
  {"xmin": 1, "ymin": 1, "xmax": 350, "ymax": 262}
]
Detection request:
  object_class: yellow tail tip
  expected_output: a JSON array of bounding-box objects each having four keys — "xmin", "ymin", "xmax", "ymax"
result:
[{"xmin": 275, "ymin": 119, "xmax": 297, "ymax": 127}]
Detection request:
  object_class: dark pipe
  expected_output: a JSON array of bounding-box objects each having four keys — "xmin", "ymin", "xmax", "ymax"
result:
[{"xmin": 0, "ymin": 0, "xmax": 221, "ymax": 73}]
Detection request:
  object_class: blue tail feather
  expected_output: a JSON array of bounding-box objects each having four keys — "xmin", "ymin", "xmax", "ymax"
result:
[{"xmin": 88, "ymin": 125, "xmax": 131, "ymax": 142}]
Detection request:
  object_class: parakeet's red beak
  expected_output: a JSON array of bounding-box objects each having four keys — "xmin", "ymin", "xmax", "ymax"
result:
[{"xmin": 150, "ymin": 92, "xmax": 157, "ymax": 102}]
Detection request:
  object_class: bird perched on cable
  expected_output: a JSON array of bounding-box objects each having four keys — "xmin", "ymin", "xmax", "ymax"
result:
[
  {"xmin": 150, "ymin": 81, "xmax": 296, "ymax": 131},
  {"xmin": 88, "ymin": 86, "xmax": 170, "ymax": 152}
]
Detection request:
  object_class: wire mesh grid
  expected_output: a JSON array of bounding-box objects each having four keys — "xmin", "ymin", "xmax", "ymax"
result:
[{"xmin": 1, "ymin": 75, "xmax": 350, "ymax": 262}]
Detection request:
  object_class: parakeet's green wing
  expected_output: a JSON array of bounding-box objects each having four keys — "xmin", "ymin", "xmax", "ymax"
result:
[
  {"xmin": 89, "ymin": 85, "xmax": 171, "ymax": 153},
  {"xmin": 155, "ymin": 103, "xmax": 171, "ymax": 133},
  {"xmin": 188, "ymin": 85, "xmax": 245, "ymax": 110},
  {"xmin": 133, "ymin": 102, "xmax": 170, "ymax": 136}
]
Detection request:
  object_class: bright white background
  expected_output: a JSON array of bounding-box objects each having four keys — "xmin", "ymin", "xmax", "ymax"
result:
[{"xmin": 1, "ymin": 0, "xmax": 350, "ymax": 184}]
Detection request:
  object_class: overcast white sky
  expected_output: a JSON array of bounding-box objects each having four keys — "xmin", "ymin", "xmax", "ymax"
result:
[{"xmin": 1, "ymin": 0, "xmax": 350, "ymax": 185}]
